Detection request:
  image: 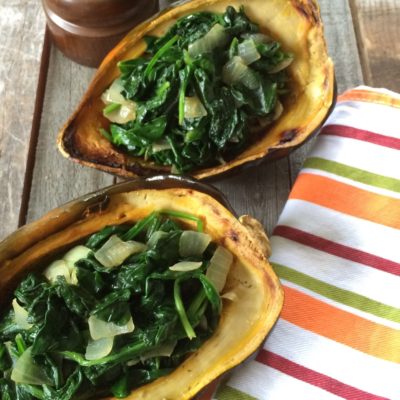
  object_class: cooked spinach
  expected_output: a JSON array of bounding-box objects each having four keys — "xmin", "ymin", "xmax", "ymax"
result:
[
  {"xmin": 101, "ymin": 6, "xmax": 292, "ymax": 173},
  {"xmin": 0, "ymin": 212, "xmax": 230, "ymax": 399}
]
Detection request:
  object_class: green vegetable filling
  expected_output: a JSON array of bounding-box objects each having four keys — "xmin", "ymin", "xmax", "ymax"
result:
[
  {"xmin": 101, "ymin": 6, "xmax": 292, "ymax": 173},
  {"xmin": 0, "ymin": 212, "xmax": 232, "ymax": 399}
]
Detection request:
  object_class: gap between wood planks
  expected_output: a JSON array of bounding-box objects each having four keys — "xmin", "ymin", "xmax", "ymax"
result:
[
  {"xmin": 349, "ymin": 0, "xmax": 400, "ymax": 91},
  {"xmin": 16, "ymin": 30, "xmax": 118, "ymax": 229},
  {"xmin": 18, "ymin": 28, "xmax": 51, "ymax": 228},
  {"xmin": 348, "ymin": 0, "xmax": 371, "ymax": 86}
]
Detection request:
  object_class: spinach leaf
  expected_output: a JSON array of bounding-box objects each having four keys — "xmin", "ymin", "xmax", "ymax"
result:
[
  {"xmin": 0, "ymin": 343, "xmax": 11, "ymax": 372},
  {"xmin": 0, "ymin": 378, "xmax": 16, "ymax": 400},
  {"xmin": 111, "ymin": 368, "xmax": 172, "ymax": 396},
  {"xmin": 14, "ymin": 274, "xmax": 50, "ymax": 323},
  {"xmin": 223, "ymin": 5, "xmax": 258, "ymax": 35},
  {"xmin": 75, "ymin": 254, "xmax": 112, "ymax": 275},
  {"xmin": 55, "ymin": 277, "xmax": 96, "ymax": 318},
  {"xmin": 122, "ymin": 211, "xmax": 158, "ymax": 241},
  {"xmin": 31, "ymin": 295, "xmax": 67, "ymax": 355},
  {"xmin": 147, "ymin": 230, "xmax": 182, "ymax": 265},
  {"xmin": 57, "ymin": 319, "xmax": 84, "ymax": 353},
  {"xmin": 82, "ymin": 363, "xmax": 121, "ymax": 388},
  {"xmin": 100, "ymin": 6, "xmax": 291, "ymax": 173},
  {"xmin": 0, "ymin": 213, "xmax": 226, "ymax": 399},
  {"xmin": 17, "ymin": 385, "xmax": 41, "ymax": 400},
  {"xmin": 199, "ymin": 274, "xmax": 221, "ymax": 315},
  {"xmin": 42, "ymin": 368, "xmax": 82, "ymax": 400},
  {"xmin": 75, "ymin": 266, "xmax": 106, "ymax": 295},
  {"xmin": 91, "ymin": 289, "xmax": 131, "ymax": 325},
  {"xmin": 0, "ymin": 310, "xmax": 21, "ymax": 341},
  {"xmin": 113, "ymin": 263, "xmax": 153, "ymax": 294},
  {"xmin": 85, "ymin": 225, "xmax": 129, "ymax": 250}
]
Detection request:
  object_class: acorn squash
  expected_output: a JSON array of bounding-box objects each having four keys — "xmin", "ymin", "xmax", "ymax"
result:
[
  {"xmin": 58, "ymin": 0, "xmax": 335, "ymax": 179},
  {"xmin": 0, "ymin": 176, "xmax": 283, "ymax": 399}
]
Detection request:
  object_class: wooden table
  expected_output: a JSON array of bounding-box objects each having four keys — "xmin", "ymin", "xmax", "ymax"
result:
[{"xmin": 1, "ymin": 0, "xmax": 399, "ymax": 242}]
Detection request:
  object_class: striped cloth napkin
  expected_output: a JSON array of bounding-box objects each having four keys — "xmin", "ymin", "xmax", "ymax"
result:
[{"xmin": 201, "ymin": 86, "xmax": 400, "ymax": 400}]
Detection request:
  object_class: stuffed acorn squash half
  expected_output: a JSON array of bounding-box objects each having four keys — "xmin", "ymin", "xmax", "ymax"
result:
[
  {"xmin": 0, "ymin": 177, "xmax": 283, "ymax": 399},
  {"xmin": 58, "ymin": 0, "xmax": 335, "ymax": 179}
]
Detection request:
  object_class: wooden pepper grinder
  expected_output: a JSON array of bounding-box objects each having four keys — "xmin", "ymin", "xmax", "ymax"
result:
[{"xmin": 42, "ymin": 0, "xmax": 159, "ymax": 67}]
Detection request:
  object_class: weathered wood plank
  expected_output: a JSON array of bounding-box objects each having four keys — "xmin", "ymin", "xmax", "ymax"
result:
[
  {"xmin": 351, "ymin": 0, "xmax": 400, "ymax": 92},
  {"xmin": 288, "ymin": 0, "xmax": 364, "ymax": 184},
  {"xmin": 160, "ymin": 0, "xmax": 172, "ymax": 8},
  {"xmin": 0, "ymin": 0, "xmax": 46, "ymax": 240},
  {"xmin": 26, "ymin": 47, "xmax": 114, "ymax": 223},
  {"xmin": 320, "ymin": 0, "xmax": 364, "ymax": 93},
  {"xmin": 213, "ymin": 159, "xmax": 291, "ymax": 235}
]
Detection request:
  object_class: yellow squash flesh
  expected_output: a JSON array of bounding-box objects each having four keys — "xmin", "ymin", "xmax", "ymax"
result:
[
  {"xmin": 58, "ymin": 0, "xmax": 335, "ymax": 179},
  {"xmin": 0, "ymin": 178, "xmax": 283, "ymax": 400}
]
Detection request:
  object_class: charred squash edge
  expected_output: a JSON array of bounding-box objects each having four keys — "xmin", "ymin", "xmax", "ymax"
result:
[
  {"xmin": 0, "ymin": 176, "xmax": 283, "ymax": 400},
  {"xmin": 57, "ymin": 0, "xmax": 335, "ymax": 180}
]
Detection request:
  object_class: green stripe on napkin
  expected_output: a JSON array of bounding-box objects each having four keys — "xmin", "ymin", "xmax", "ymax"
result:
[
  {"xmin": 304, "ymin": 157, "xmax": 400, "ymax": 192},
  {"xmin": 216, "ymin": 385, "xmax": 257, "ymax": 400},
  {"xmin": 272, "ymin": 263, "xmax": 400, "ymax": 323}
]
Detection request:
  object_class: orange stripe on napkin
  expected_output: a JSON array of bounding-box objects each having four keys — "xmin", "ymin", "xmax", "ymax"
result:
[
  {"xmin": 338, "ymin": 89, "xmax": 400, "ymax": 108},
  {"xmin": 281, "ymin": 286, "xmax": 400, "ymax": 363},
  {"xmin": 289, "ymin": 173, "xmax": 400, "ymax": 229}
]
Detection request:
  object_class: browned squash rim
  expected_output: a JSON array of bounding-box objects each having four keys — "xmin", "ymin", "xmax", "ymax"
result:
[
  {"xmin": 0, "ymin": 176, "xmax": 283, "ymax": 400},
  {"xmin": 58, "ymin": 0, "xmax": 335, "ymax": 180}
]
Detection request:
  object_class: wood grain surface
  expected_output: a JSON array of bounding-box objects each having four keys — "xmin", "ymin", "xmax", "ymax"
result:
[
  {"xmin": 27, "ymin": 0, "xmax": 178, "ymax": 225},
  {"xmin": 26, "ymin": 47, "xmax": 114, "ymax": 223},
  {"xmin": 350, "ymin": 0, "xmax": 400, "ymax": 92},
  {"xmin": 0, "ymin": 0, "xmax": 46, "ymax": 239}
]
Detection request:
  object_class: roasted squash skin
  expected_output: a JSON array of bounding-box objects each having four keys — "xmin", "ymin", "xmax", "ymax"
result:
[
  {"xmin": 58, "ymin": 0, "xmax": 335, "ymax": 180},
  {"xmin": 0, "ymin": 176, "xmax": 283, "ymax": 400}
]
